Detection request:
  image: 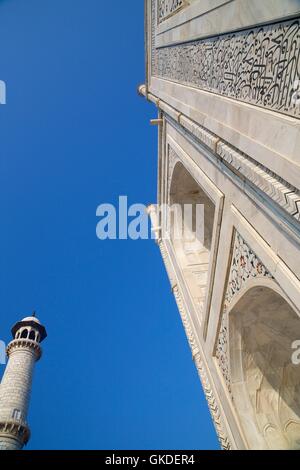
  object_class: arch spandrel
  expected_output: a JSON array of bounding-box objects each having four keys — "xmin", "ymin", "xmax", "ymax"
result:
[{"xmin": 213, "ymin": 229, "xmax": 300, "ymax": 449}]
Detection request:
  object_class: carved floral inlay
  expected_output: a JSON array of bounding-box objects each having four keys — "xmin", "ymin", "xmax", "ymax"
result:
[
  {"xmin": 225, "ymin": 232, "xmax": 272, "ymax": 304},
  {"xmin": 215, "ymin": 232, "xmax": 273, "ymax": 393},
  {"xmin": 152, "ymin": 0, "xmax": 300, "ymax": 118}
]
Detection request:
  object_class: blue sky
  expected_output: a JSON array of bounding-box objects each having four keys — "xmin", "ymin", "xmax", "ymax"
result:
[{"xmin": 0, "ymin": 0, "xmax": 219, "ymax": 450}]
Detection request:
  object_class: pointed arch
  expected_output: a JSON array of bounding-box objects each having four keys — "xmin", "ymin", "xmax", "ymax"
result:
[
  {"xmin": 169, "ymin": 160, "xmax": 216, "ymax": 324},
  {"xmin": 229, "ymin": 285, "xmax": 300, "ymax": 449}
]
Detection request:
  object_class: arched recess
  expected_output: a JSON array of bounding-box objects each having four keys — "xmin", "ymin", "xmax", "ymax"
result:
[
  {"xmin": 229, "ymin": 284, "xmax": 300, "ymax": 449},
  {"xmin": 169, "ymin": 161, "xmax": 216, "ymax": 323},
  {"xmin": 20, "ymin": 329, "xmax": 28, "ymax": 339},
  {"xmin": 29, "ymin": 330, "xmax": 36, "ymax": 341}
]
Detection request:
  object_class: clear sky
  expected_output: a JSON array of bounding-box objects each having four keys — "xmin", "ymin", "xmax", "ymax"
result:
[{"xmin": 0, "ymin": 0, "xmax": 219, "ymax": 450}]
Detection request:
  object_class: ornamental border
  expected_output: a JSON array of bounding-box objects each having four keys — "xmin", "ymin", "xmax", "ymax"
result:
[{"xmin": 151, "ymin": 0, "xmax": 300, "ymax": 118}]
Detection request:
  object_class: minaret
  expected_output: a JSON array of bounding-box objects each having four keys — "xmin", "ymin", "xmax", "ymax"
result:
[{"xmin": 0, "ymin": 314, "xmax": 47, "ymax": 450}]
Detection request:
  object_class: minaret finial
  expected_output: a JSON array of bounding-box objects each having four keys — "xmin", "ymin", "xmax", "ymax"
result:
[{"xmin": 32, "ymin": 310, "xmax": 36, "ymax": 318}]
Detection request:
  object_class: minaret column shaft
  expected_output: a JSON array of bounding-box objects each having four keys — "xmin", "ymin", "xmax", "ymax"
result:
[
  {"xmin": 0, "ymin": 340, "xmax": 41, "ymax": 450},
  {"xmin": 0, "ymin": 347, "xmax": 37, "ymax": 423},
  {"xmin": 0, "ymin": 315, "xmax": 46, "ymax": 450}
]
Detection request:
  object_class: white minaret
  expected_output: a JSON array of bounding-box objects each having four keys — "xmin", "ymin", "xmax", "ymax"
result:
[{"xmin": 0, "ymin": 314, "xmax": 47, "ymax": 450}]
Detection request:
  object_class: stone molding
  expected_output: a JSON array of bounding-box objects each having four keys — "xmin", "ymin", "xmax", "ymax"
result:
[
  {"xmin": 146, "ymin": 88, "xmax": 300, "ymax": 222},
  {"xmin": 158, "ymin": 238, "xmax": 232, "ymax": 450},
  {"xmin": 215, "ymin": 231, "xmax": 273, "ymax": 394},
  {"xmin": 150, "ymin": 0, "xmax": 300, "ymax": 217},
  {"xmin": 152, "ymin": 0, "xmax": 300, "ymax": 118},
  {"xmin": 217, "ymin": 142, "xmax": 300, "ymax": 221},
  {"xmin": 6, "ymin": 339, "xmax": 42, "ymax": 361},
  {"xmin": 179, "ymin": 115, "xmax": 219, "ymax": 153}
]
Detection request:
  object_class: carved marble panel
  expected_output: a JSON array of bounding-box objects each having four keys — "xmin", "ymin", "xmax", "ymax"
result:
[
  {"xmin": 215, "ymin": 231, "xmax": 273, "ymax": 394},
  {"xmin": 157, "ymin": 0, "xmax": 186, "ymax": 24},
  {"xmin": 151, "ymin": 0, "xmax": 300, "ymax": 118}
]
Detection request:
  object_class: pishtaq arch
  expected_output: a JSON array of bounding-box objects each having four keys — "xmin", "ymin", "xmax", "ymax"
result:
[{"xmin": 141, "ymin": 0, "xmax": 300, "ymax": 449}]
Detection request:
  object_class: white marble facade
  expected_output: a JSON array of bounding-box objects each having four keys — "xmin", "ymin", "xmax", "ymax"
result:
[{"xmin": 141, "ymin": 0, "xmax": 300, "ymax": 450}]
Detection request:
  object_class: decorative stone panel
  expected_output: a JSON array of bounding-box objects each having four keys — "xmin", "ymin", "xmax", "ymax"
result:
[
  {"xmin": 152, "ymin": 0, "xmax": 300, "ymax": 118},
  {"xmin": 157, "ymin": 0, "xmax": 185, "ymax": 23},
  {"xmin": 215, "ymin": 232, "xmax": 273, "ymax": 394}
]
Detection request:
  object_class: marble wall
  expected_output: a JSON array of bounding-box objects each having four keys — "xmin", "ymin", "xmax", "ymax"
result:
[{"xmin": 144, "ymin": 0, "xmax": 300, "ymax": 450}]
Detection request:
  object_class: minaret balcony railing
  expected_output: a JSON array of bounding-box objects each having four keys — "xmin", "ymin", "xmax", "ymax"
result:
[
  {"xmin": 0, "ymin": 419, "xmax": 30, "ymax": 446},
  {"xmin": 6, "ymin": 339, "xmax": 42, "ymax": 360}
]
